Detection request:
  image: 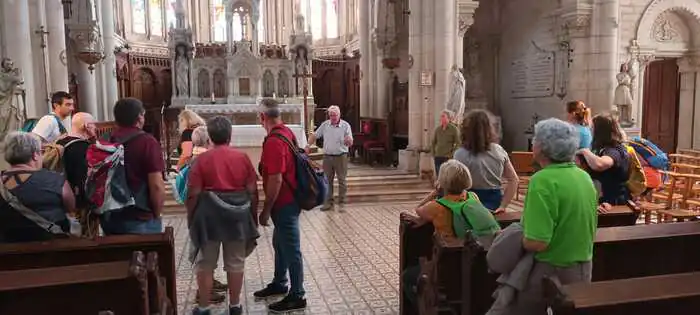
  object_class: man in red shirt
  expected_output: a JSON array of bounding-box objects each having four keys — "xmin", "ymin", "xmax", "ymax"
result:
[
  {"xmin": 100, "ymin": 98, "xmax": 165, "ymax": 235},
  {"xmin": 253, "ymin": 98, "xmax": 307, "ymax": 313},
  {"xmin": 187, "ymin": 116, "xmax": 259, "ymax": 315}
]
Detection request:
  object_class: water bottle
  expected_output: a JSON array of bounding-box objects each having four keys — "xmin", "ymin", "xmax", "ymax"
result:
[{"xmin": 68, "ymin": 215, "xmax": 82, "ymax": 236}]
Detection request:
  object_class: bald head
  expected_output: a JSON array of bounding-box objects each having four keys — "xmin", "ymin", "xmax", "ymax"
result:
[{"xmin": 71, "ymin": 112, "xmax": 97, "ymax": 139}]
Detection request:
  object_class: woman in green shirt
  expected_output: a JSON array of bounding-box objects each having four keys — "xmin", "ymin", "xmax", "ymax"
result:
[{"xmin": 514, "ymin": 118, "xmax": 598, "ymax": 314}]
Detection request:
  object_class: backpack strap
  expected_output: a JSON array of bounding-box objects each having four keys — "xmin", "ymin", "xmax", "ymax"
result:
[
  {"xmin": 51, "ymin": 114, "xmax": 67, "ymax": 134},
  {"xmin": 435, "ymin": 198, "xmax": 475, "ymax": 231},
  {"xmin": 0, "ymin": 172, "xmax": 68, "ymax": 236}
]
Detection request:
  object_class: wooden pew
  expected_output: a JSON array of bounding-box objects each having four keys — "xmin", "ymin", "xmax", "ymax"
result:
[
  {"xmin": 0, "ymin": 251, "xmax": 150, "ymax": 314},
  {"xmin": 147, "ymin": 252, "xmax": 174, "ymax": 315},
  {"xmin": 543, "ymin": 272, "xmax": 700, "ymax": 315},
  {"xmin": 0, "ymin": 227, "xmax": 177, "ymax": 312}
]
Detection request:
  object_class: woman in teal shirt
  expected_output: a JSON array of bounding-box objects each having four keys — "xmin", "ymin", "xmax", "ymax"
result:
[{"xmin": 566, "ymin": 100, "xmax": 592, "ymax": 149}]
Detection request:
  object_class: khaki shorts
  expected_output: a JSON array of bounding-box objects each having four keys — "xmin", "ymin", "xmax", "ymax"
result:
[{"xmin": 194, "ymin": 241, "xmax": 254, "ymax": 273}]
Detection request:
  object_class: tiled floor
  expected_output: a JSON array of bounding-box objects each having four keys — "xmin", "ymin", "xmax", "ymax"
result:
[{"xmin": 165, "ymin": 202, "xmax": 411, "ymax": 315}]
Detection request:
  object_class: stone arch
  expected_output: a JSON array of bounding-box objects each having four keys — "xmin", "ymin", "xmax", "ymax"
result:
[
  {"xmin": 278, "ymin": 70, "xmax": 289, "ymax": 97},
  {"xmin": 197, "ymin": 68, "xmax": 211, "ymax": 98},
  {"xmin": 636, "ymin": 0, "xmax": 700, "ymax": 49},
  {"xmin": 262, "ymin": 69, "xmax": 275, "ymax": 97},
  {"xmin": 213, "ymin": 69, "xmax": 226, "ymax": 97}
]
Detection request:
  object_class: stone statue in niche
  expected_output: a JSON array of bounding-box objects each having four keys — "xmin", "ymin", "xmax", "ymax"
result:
[
  {"xmin": 0, "ymin": 58, "xmax": 24, "ymax": 139},
  {"xmin": 446, "ymin": 65, "xmax": 466, "ymax": 123},
  {"xmin": 465, "ymin": 36, "xmax": 485, "ymax": 100},
  {"xmin": 175, "ymin": 45, "xmax": 190, "ymax": 97},
  {"xmin": 614, "ymin": 62, "xmax": 635, "ymax": 127}
]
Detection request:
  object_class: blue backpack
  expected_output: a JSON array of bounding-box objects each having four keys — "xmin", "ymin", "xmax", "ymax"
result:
[
  {"xmin": 627, "ymin": 136, "xmax": 670, "ymax": 171},
  {"xmin": 269, "ymin": 133, "xmax": 328, "ymax": 210},
  {"xmin": 172, "ymin": 163, "xmax": 191, "ymax": 204}
]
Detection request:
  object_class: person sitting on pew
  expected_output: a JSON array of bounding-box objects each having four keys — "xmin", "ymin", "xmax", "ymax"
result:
[
  {"xmin": 577, "ymin": 113, "xmax": 631, "ymax": 205},
  {"xmin": 400, "ymin": 159, "xmax": 501, "ymax": 311},
  {"xmin": 510, "ymin": 118, "xmax": 598, "ymax": 315},
  {"xmin": 0, "ymin": 131, "xmax": 76, "ymax": 242},
  {"xmin": 186, "ymin": 116, "xmax": 260, "ymax": 315}
]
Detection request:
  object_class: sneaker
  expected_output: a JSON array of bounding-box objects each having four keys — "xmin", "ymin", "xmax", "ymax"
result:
[
  {"xmin": 213, "ymin": 279, "xmax": 228, "ymax": 292},
  {"xmin": 253, "ymin": 284, "xmax": 289, "ymax": 299},
  {"xmin": 195, "ymin": 290, "xmax": 226, "ymax": 304},
  {"xmin": 228, "ymin": 306, "xmax": 243, "ymax": 315},
  {"xmin": 268, "ymin": 295, "xmax": 307, "ymax": 313},
  {"xmin": 191, "ymin": 307, "xmax": 211, "ymax": 315},
  {"xmin": 320, "ymin": 203, "xmax": 333, "ymax": 211}
]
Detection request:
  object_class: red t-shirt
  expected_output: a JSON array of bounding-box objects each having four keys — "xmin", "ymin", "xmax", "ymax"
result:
[
  {"xmin": 260, "ymin": 124, "xmax": 298, "ymax": 209},
  {"xmin": 188, "ymin": 146, "xmax": 257, "ymax": 192}
]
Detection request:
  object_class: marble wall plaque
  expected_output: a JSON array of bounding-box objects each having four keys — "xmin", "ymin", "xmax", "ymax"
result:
[{"xmin": 510, "ymin": 51, "xmax": 555, "ymax": 98}]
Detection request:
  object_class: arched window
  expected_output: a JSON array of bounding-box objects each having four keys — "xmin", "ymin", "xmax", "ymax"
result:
[
  {"xmin": 326, "ymin": 0, "xmax": 338, "ymax": 38},
  {"xmin": 212, "ymin": 0, "xmax": 227, "ymax": 42},
  {"xmin": 166, "ymin": 1, "xmax": 176, "ymax": 29},
  {"xmin": 262, "ymin": 70, "xmax": 275, "ymax": 97},
  {"xmin": 149, "ymin": 0, "xmax": 164, "ymax": 36},
  {"xmin": 278, "ymin": 70, "xmax": 289, "ymax": 97},
  {"xmin": 132, "ymin": 0, "xmax": 147, "ymax": 34},
  {"xmin": 198, "ymin": 69, "xmax": 211, "ymax": 98},
  {"xmin": 213, "ymin": 69, "xmax": 227, "ymax": 97}
]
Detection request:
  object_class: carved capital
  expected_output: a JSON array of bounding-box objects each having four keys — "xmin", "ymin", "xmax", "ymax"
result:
[
  {"xmin": 458, "ymin": 13, "xmax": 474, "ymax": 37},
  {"xmin": 561, "ymin": 14, "xmax": 591, "ymax": 37}
]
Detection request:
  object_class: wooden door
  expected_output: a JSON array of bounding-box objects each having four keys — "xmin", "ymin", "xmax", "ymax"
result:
[{"xmin": 642, "ymin": 59, "xmax": 680, "ymax": 153}]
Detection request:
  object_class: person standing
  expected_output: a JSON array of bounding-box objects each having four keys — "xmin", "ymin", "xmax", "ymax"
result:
[
  {"xmin": 306, "ymin": 105, "xmax": 353, "ymax": 211},
  {"xmin": 255, "ymin": 98, "xmax": 307, "ymax": 313},
  {"xmin": 431, "ymin": 109, "xmax": 460, "ymax": 177},
  {"xmin": 566, "ymin": 100, "xmax": 592, "ymax": 149},
  {"xmin": 32, "ymin": 91, "xmax": 75, "ymax": 143}
]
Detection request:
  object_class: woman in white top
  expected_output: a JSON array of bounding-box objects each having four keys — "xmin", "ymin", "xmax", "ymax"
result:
[{"xmin": 453, "ymin": 110, "xmax": 519, "ymax": 213}]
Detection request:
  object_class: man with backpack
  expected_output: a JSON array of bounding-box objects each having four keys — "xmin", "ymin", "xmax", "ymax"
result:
[
  {"xmin": 96, "ymin": 98, "xmax": 165, "ymax": 235},
  {"xmin": 30, "ymin": 91, "xmax": 74, "ymax": 143},
  {"xmin": 254, "ymin": 98, "xmax": 307, "ymax": 313}
]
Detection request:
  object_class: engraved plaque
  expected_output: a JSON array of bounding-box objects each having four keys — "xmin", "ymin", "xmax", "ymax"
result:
[
  {"xmin": 420, "ymin": 70, "xmax": 433, "ymax": 86},
  {"xmin": 510, "ymin": 51, "xmax": 555, "ymax": 98}
]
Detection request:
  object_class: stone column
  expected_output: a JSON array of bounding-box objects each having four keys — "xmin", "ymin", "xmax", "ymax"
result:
[
  {"xmin": 676, "ymin": 56, "xmax": 699, "ymax": 150},
  {"xmin": 45, "ymin": 0, "xmax": 69, "ymax": 93},
  {"xmin": 588, "ymin": 0, "xmax": 619, "ymax": 113},
  {"xmin": 3, "ymin": 0, "xmax": 38, "ymax": 116},
  {"xmin": 321, "ymin": 0, "xmax": 328, "ymax": 39},
  {"xmin": 375, "ymin": 58, "xmax": 389, "ymax": 118},
  {"xmin": 358, "ymin": 0, "xmax": 370, "ymax": 117},
  {"xmin": 398, "ymin": 0, "xmax": 424, "ymax": 172},
  {"xmin": 432, "ymin": 0, "xmax": 455, "ymax": 123},
  {"xmin": 76, "ymin": 62, "xmax": 99, "ymax": 116},
  {"xmin": 226, "ymin": 12, "xmax": 233, "ymax": 53},
  {"xmin": 101, "ymin": 0, "xmax": 118, "ymax": 119}
]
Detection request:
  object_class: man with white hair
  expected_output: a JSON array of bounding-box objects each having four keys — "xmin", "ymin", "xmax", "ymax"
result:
[{"xmin": 306, "ymin": 105, "xmax": 353, "ymax": 211}]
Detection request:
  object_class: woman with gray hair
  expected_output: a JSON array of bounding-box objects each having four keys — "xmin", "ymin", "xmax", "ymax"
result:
[
  {"xmin": 191, "ymin": 126, "xmax": 211, "ymax": 157},
  {"xmin": 510, "ymin": 118, "xmax": 598, "ymax": 314},
  {"xmin": 0, "ymin": 131, "xmax": 76, "ymax": 242}
]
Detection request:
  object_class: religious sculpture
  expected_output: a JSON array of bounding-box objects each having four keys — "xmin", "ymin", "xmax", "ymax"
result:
[
  {"xmin": 175, "ymin": 45, "xmax": 190, "ymax": 97},
  {"xmin": 0, "ymin": 58, "xmax": 24, "ymax": 139},
  {"xmin": 446, "ymin": 65, "xmax": 466, "ymax": 123},
  {"xmin": 614, "ymin": 62, "xmax": 635, "ymax": 127}
]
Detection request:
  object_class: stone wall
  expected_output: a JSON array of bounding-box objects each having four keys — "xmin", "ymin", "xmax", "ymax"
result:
[{"xmin": 491, "ymin": 0, "xmax": 564, "ymax": 151}]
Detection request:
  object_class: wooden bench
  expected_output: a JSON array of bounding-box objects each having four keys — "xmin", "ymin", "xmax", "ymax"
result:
[
  {"xmin": 409, "ymin": 220, "xmax": 700, "ymax": 315},
  {"xmin": 0, "ymin": 251, "xmax": 151, "ymax": 314},
  {"xmin": 0, "ymin": 227, "xmax": 177, "ymax": 311},
  {"xmin": 543, "ymin": 272, "xmax": 700, "ymax": 315}
]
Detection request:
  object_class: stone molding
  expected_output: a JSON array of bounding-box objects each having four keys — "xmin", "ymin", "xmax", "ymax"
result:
[
  {"xmin": 636, "ymin": 0, "xmax": 700, "ymax": 50},
  {"xmin": 677, "ymin": 55, "xmax": 700, "ymax": 72},
  {"xmin": 558, "ymin": 4, "xmax": 593, "ymax": 38},
  {"xmin": 457, "ymin": 0, "xmax": 479, "ymax": 37}
]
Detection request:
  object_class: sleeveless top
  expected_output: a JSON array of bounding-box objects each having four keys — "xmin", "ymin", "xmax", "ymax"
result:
[
  {"xmin": 0, "ymin": 169, "xmax": 68, "ymax": 242},
  {"xmin": 436, "ymin": 192, "xmax": 501, "ymax": 240}
]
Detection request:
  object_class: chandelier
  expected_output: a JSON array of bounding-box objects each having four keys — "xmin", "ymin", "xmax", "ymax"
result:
[{"xmin": 69, "ymin": 0, "xmax": 105, "ymax": 72}]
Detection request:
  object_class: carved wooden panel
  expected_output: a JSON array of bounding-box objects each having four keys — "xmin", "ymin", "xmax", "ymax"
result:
[
  {"xmin": 278, "ymin": 70, "xmax": 290, "ymax": 97},
  {"xmin": 213, "ymin": 69, "xmax": 226, "ymax": 97},
  {"xmin": 239, "ymin": 78, "xmax": 251, "ymax": 96},
  {"xmin": 263, "ymin": 70, "xmax": 275, "ymax": 97},
  {"xmin": 392, "ymin": 77, "xmax": 409, "ymax": 137},
  {"xmin": 197, "ymin": 69, "xmax": 210, "ymax": 98},
  {"xmin": 132, "ymin": 68, "xmax": 156, "ymax": 105},
  {"xmin": 312, "ymin": 54, "xmax": 361, "ymax": 130},
  {"xmin": 643, "ymin": 59, "xmax": 680, "ymax": 153}
]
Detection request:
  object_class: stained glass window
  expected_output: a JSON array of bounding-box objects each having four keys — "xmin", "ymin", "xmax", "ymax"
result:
[
  {"xmin": 326, "ymin": 0, "xmax": 338, "ymax": 38},
  {"xmin": 132, "ymin": 0, "xmax": 147, "ymax": 34},
  {"xmin": 150, "ymin": 0, "xmax": 163, "ymax": 36},
  {"xmin": 166, "ymin": 1, "xmax": 176, "ymax": 29},
  {"xmin": 213, "ymin": 0, "xmax": 227, "ymax": 42}
]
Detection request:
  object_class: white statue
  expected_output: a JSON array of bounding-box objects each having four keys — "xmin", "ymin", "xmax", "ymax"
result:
[
  {"xmin": 614, "ymin": 62, "xmax": 635, "ymax": 126},
  {"xmin": 175, "ymin": 45, "xmax": 190, "ymax": 97},
  {"xmin": 447, "ymin": 65, "xmax": 466, "ymax": 123},
  {"xmin": 0, "ymin": 58, "xmax": 24, "ymax": 139}
]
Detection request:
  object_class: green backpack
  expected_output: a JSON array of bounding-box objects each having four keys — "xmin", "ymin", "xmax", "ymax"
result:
[{"xmin": 435, "ymin": 192, "xmax": 501, "ymax": 239}]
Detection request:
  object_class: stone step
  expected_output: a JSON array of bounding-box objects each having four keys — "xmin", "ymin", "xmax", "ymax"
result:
[{"xmin": 163, "ymin": 188, "xmax": 432, "ymax": 213}]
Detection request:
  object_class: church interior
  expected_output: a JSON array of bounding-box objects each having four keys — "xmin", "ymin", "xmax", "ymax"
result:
[{"xmin": 3, "ymin": 0, "xmax": 700, "ymax": 314}]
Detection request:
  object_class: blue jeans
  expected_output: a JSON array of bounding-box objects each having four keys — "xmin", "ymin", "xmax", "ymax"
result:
[
  {"xmin": 100, "ymin": 215, "xmax": 163, "ymax": 235},
  {"xmin": 434, "ymin": 156, "xmax": 450, "ymax": 177},
  {"xmin": 469, "ymin": 188, "xmax": 503, "ymax": 211},
  {"xmin": 270, "ymin": 203, "xmax": 305, "ymax": 298}
]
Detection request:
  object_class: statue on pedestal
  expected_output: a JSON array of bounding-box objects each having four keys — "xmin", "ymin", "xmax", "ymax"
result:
[
  {"xmin": 614, "ymin": 62, "xmax": 635, "ymax": 127},
  {"xmin": 0, "ymin": 58, "xmax": 24, "ymax": 140},
  {"xmin": 175, "ymin": 45, "xmax": 190, "ymax": 97},
  {"xmin": 446, "ymin": 65, "xmax": 466, "ymax": 123}
]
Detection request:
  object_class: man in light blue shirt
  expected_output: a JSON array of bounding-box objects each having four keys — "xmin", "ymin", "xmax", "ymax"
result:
[{"xmin": 306, "ymin": 105, "xmax": 353, "ymax": 211}]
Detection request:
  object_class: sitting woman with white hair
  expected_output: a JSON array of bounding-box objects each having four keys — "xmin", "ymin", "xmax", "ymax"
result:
[
  {"xmin": 510, "ymin": 118, "xmax": 598, "ymax": 313},
  {"xmin": 0, "ymin": 131, "xmax": 76, "ymax": 242}
]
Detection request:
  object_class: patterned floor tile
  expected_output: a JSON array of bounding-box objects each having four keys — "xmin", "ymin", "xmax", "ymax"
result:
[{"xmin": 170, "ymin": 202, "xmax": 411, "ymax": 314}]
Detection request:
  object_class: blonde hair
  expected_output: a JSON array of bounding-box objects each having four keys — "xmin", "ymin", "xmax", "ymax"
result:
[
  {"xmin": 178, "ymin": 109, "xmax": 205, "ymax": 132},
  {"xmin": 438, "ymin": 159, "xmax": 473, "ymax": 195}
]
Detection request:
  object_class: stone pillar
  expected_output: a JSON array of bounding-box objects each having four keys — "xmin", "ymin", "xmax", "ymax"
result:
[
  {"xmin": 399, "ymin": 0, "xmax": 424, "ymax": 172},
  {"xmin": 226, "ymin": 12, "xmax": 234, "ymax": 53},
  {"xmin": 3, "ymin": 0, "xmax": 38, "ymax": 117},
  {"xmin": 100, "ymin": 0, "xmax": 118, "ymax": 119},
  {"xmin": 676, "ymin": 56, "xmax": 700, "ymax": 150},
  {"xmin": 432, "ymin": 0, "xmax": 455, "ymax": 123},
  {"xmin": 588, "ymin": 0, "xmax": 619, "ymax": 114},
  {"xmin": 76, "ymin": 62, "xmax": 99, "ymax": 116},
  {"xmin": 358, "ymin": 0, "xmax": 370, "ymax": 117},
  {"xmin": 45, "ymin": 0, "xmax": 69, "ymax": 93},
  {"xmin": 321, "ymin": 0, "xmax": 328, "ymax": 39}
]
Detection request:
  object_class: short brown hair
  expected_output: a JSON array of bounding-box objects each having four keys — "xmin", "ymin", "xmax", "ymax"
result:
[
  {"xmin": 461, "ymin": 109, "xmax": 497, "ymax": 154},
  {"xmin": 591, "ymin": 113, "xmax": 624, "ymax": 150},
  {"xmin": 566, "ymin": 100, "xmax": 590, "ymax": 126}
]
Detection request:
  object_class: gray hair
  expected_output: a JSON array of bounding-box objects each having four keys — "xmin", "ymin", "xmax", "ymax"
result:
[
  {"xmin": 260, "ymin": 98, "xmax": 281, "ymax": 118},
  {"xmin": 441, "ymin": 109, "xmax": 455, "ymax": 120},
  {"xmin": 327, "ymin": 105, "xmax": 341, "ymax": 115},
  {"xmin": 191, "ymin": 126, "xmax": 209, "ymax": 147},
  {"xmin": 4, "ymin": 131, "xmax": 41, "ymax": 165},
  {"xmin": 437, "ymin": 159, "xmax": 473, "ymax": 195},
  {"xmin": 533, "ymin": 118, "xmax": 579, "ymax": 163}
]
